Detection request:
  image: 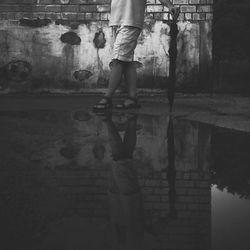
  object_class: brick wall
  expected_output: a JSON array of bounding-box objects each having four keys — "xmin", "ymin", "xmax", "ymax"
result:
[
  {"xmin": 0, "ymin": 0, "xmax": 213, "ymax": 22},
  {"xmin": 55, "ymin": 168, "xmax": 211, "ymax": 249}
]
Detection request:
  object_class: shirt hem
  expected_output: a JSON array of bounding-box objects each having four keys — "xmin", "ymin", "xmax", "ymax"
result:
[{"xmin": 109, "ymin": 21, "xmax": 143, "ymax": 29}]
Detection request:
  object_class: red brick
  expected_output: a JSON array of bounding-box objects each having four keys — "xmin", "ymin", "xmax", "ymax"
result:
[
  {"xmin": 0, "ymin": 0, "xmax": 213, "ymax": 22},
  {"xmin": 0, "ymin": 0, "xmax": 37, "ymax": 3},
  {"xmin": 79, "ymin": 5, "xmax": 97, "ymax": 12},
  {"xmin": 197, "ymin": 5, "xmax": 212, "ymax": 12},
  {"xmin": 173, "ymin": 0, "xmax": 188, "ymax": 4},
  {"xmin": 61, "ymin": 5, "xmax": 79, "ymax": 12},
  {"xmin": 189, "ymin": 0, "xmax": 200, "ymax": 4},
  {"xmin": 96, "ymin": 4, "xmax": 110, "ymax": 12},
  {"xmin": 180, "ymin": 5, "xmax": 196, "ymax": 12}
]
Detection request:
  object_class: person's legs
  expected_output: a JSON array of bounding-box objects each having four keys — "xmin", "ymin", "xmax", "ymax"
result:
[
  {"xmin": 115, "ymin": 62, "xmax": 140, "ymax": 108},
  {"xmin": 93, "ymin": 26, "xmax": 141, "ymax": 110},
  {"xmin": 106, "ymin": 60, "xmax": 124, "ymax": 98},
  {"xmin": 123, "ymin": 113, "xmax": 137, "ymax": 158},
  {"xmin": 93, "ymin": 60, "xmax": 125, "ymax": 109},
  {"xmin": 123, "ymin": 62, "xmax": 138, "ymax": 108}
]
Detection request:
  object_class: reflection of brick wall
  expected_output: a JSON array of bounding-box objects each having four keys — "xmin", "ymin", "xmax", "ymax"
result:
[
  {"xmin": 56, "ymin": 167, "xmax": 211, "ymax": 249},
  {"xmin": 0, "ymin": 110, "xmax": 211, "ymax": 248},
  {"xmin": 55, "ymin": 167, "xmax": 109, "ymax": 217},
  {"xmin": 0, "ymin": 0, "xmax": 213, "ymax": 22},
  {"xmin": 53, "ymin": 116, "xmax": 211, "ymax": 249},
  {"xmin": 141, "ymin": 171, "xmax": 211, "ymax": 249}
]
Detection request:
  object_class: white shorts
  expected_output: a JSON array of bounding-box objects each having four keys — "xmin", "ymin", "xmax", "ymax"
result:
[{"xmin": 111, "ymin": 26, "xmax": 141, "ymax": 62}]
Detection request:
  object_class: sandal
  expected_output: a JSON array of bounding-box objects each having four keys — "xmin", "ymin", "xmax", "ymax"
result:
[
  {"xmin": 115, "ymin": 96, "xmax": 141, "ymax": 109},
  {"xmin": 93, "ymin": 96, "xmax": 113, "ymax": 111}
]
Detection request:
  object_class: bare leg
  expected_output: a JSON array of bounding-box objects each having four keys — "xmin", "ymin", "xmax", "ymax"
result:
[
  {"xmin": 124, "ymin": 62, "xmax": 137, "ymax": 99},
  {"xmin": 93, "ymin": 60, "xmax": 125, "ymax": 109},
  {"xmin": 105, "ymin": 118, "xmax": 125, "ymax": 160},
  {"xmin": 114, "ymin": 62, "xmax": 140, "ymax": 108}
]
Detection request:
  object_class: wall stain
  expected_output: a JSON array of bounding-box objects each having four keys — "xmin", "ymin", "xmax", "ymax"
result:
[
  {"xmin": 60, "ymin": 32, "xmax": 81, "ymax": 45},
  {"xmin": 73, "ymin": 70, "xmax": 92, "ymax": 82},
  {"xmin": 93, "ymin": 30, "xmax": 107, "ymax": 87},
  {"xmin": 20, "ymin": 18, "xmax": 51, "ymax": 28},
  {"xmin": 93, "ymin": 30, "xmax": 106, "ymax": 49},
  {"xmin": 62, "ymin": 45, "xmax": 74, "ymax": 81},
  {"xmin": 0, "ymin": 60, "xmax": 32, "ymax": 82}
]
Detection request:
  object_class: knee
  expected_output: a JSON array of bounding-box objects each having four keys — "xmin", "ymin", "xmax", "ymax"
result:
[
  {"xmin": 109, "ymin": 59, "xmax": 134, "ymax": 69},
  {"xmin": 109, "ymin": 59, "xmax": 124, "ymax": 69}
]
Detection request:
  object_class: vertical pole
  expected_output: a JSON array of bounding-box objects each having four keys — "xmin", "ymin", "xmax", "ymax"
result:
[{"xmin": 168, "ymin": 19, "xmax": 179, "ymax": 112}]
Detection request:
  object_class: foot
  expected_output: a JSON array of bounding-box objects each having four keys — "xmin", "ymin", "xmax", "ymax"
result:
[
  {"xmin": 93, "ymin": 96, "xmax": 113, "ymax": 111},
  {"xmin": 115, "ymin": 97, "xmax": 141, "ymax": 109}
]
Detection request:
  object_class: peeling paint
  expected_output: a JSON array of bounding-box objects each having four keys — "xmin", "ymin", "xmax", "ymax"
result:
[
  {"xmin": 93, "ymin": 30, "xmax": 106, "ymax": 49},
  {"xmin": 73, "ymin": 70, "xmax": 92, "ymax": 81},
  {"xmin": 0, "ymin": 60, "xmax": 32, "ymax": 82},
  {"xmin": 93, "ymin": 30, "xmax": 107, "ymax": 88},
  {"xmin": 20, "ymin": 18, "xmax": 51, "ymax": 28},
  {"xmin": 60, "ymin": 31, "xmax": 81, "ymax": 45}
]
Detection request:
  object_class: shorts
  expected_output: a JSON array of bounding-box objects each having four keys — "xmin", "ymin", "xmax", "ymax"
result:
[{"xmin": 111, "ymin": 26, "xmax": 141, "ymax": 62}]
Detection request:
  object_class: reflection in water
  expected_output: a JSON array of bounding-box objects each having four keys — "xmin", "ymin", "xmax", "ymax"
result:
[
  {"xmin": 167, "ymin": 117, "xmax": 177, "ymax": 220},
  {"xmin": 103, "ymin": 113, "xmax": 143, "ymax": 250},
  {"xmin": 0, "ymin": 109, "xmax": 249, "ymax": 250},
  {"xmin": 212, "ymin": 185, "xmax": 250, "ymax": 250},
  {"xmin": 211, "ymin": 128, "xmax": 250, "ymax": 198}
]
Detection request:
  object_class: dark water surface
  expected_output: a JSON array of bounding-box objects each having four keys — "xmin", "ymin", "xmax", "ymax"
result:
[{"xmin": 0, "ymin": 109, "xmax": 249, "ymax": 250}]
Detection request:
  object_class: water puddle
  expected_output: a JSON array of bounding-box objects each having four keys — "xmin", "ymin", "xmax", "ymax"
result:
[{"xmin": 0, "ymin": 109, "xmax": 249, "ymax": 250}]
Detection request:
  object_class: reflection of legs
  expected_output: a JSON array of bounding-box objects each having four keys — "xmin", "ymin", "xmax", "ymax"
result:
[
  {"xmin": 104, "ymin": 116, "xmax": 143, "ymax": 250},
  {"xmin": 123, "ymin": 115, "xmax": 137, "ymax": 158},
  {"xmin": 122, "ymin": 193, "xmax": 144, "ymax": 250},
  {"xmin": 111, "ymin": 161, "xmax": 143, "ymax": 250},
  {"xmin": 104, "ymin": 118, "xmax": 125, "ymax": 160}
]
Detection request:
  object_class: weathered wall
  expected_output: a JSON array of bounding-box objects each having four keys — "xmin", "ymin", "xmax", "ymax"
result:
[{"xmin": 0, "ymin": 0, "xmax": 213, "ymax": 94}]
